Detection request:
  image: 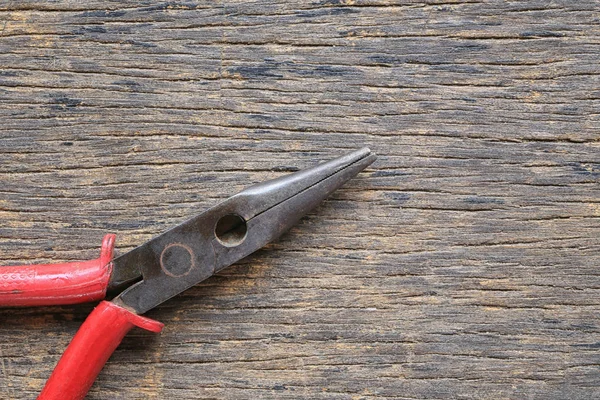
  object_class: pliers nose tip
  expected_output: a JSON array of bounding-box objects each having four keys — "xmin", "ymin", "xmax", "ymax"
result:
[
  {"xmin": 233, "ymin": 146, "xmax": 376, "ymax": 241},
  {"xmin": 281, "ymin": 146, "xmax": 377, "ymax": 202},
  {"xmin": 239, "ymin": 146, "xmax": 376, "ymax": 219}
]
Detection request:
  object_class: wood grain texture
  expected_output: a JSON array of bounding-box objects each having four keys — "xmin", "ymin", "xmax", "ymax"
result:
[{"xmin": 0, "ymin": 1, "xmax": 599, "ymax": 399}]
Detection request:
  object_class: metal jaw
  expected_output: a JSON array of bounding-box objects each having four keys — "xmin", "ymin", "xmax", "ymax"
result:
[{"xmin": 111, "ymin": 148, "xmax": 376, "ymax": 314}]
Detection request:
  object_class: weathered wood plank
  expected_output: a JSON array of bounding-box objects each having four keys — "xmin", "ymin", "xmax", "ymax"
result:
[{"xmin": 0, "ymin": 1, "xmax": 599, "ymax": 399}]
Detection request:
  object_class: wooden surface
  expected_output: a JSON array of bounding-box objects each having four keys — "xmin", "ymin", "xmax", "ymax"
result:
[{"xmin": 1, "ymin": 1, "xmax": 599, "ymax": 399}]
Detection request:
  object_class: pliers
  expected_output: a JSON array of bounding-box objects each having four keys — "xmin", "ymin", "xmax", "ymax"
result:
[{"xmin": 0, "ymin": 148, "xmax": 376, "ymax": 400}]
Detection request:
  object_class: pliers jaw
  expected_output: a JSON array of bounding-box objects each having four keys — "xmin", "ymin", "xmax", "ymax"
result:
[
  {"xmin": 112, "ymin": 147, "xmax": 376, "ymax": 314},
  {"xmin": 213, "ymin": 146, "xmax": 376, "ymax": 272}
]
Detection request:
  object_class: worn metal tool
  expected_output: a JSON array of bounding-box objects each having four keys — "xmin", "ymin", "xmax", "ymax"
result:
[{"xmin": 0, "ymin": 148, "xmax": 376, "ymax": 400}]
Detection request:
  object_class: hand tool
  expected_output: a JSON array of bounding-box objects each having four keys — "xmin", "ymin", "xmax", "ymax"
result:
[{"xmin": 0, "ymin": 148, "xmax": 376, "ymax": 400}]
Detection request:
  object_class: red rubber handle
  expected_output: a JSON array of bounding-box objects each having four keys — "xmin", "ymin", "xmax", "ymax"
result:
[
  {"xmin": 38, "ymin": 300, "xmax": 164, "ymax": 400},
  {"xmin": 0, "ymin": 234, "xmax": 116, "ymax": 307}
]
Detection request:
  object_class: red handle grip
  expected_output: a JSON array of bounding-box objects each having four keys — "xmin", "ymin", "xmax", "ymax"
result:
[
  {"xmin": 38, "ymin": 300, "xmax": 164, "ymax": 400},
  {"xmin": 0, "ymin": 234, "xmax": 116, "ymax": 307}
]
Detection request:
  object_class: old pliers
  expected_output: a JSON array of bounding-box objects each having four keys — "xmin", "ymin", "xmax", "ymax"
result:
[{"xmin": 0, "ymin": 148, "xmax": 376, "ymax": 400}]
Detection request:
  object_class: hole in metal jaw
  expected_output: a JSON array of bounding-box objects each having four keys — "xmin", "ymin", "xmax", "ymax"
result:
[{"xmin": 215, "ymin": 214, "xmax": 247, "ymax": 247}]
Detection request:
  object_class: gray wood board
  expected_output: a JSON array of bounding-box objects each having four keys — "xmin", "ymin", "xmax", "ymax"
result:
[{"xmin": 0, "ymin": 1, "xmax": 599, "ymax": 399}]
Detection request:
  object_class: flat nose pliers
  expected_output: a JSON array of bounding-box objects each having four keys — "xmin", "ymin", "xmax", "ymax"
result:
[{"xmin": 0, "ymin": 148, "xmax": 376, "ymax": 400}]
